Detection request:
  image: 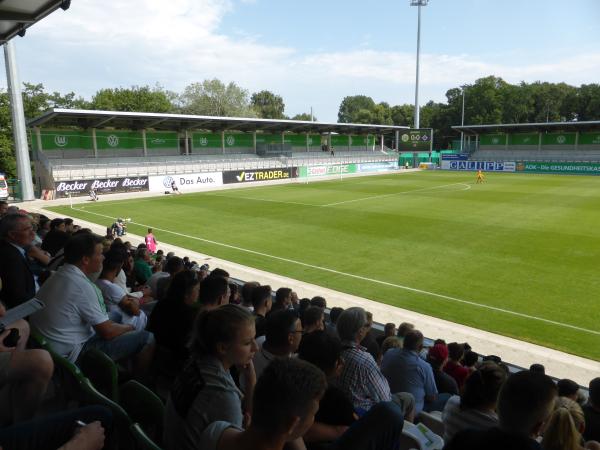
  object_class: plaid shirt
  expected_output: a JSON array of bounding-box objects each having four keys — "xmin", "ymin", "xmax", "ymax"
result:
[{"xmin": 336, "ymin": 341, "xmax": 391, "ymax": 411}]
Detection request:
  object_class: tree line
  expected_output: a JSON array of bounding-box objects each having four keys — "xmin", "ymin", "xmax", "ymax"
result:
[
  {"xmin": 338, "ymin": 76, "xmax": 600, "ymax": 148},
  {"xmin": 1, "ymin": 75, "xmax": 599, "ymax": 178}
]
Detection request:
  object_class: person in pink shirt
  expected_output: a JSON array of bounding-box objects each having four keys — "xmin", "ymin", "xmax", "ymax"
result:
[{"xmin": 145, "ymin": 228, "xmax": 157, "ymax": 254}]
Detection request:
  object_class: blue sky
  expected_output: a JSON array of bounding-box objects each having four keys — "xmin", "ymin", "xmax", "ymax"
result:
[{"xmin": 2, "ymin": 0, "xmax": 599, "ymax": 121}]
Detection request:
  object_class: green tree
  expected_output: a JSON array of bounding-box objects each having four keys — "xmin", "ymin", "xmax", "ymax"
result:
[
  {"xmin": 391, "ymin": 104, "xmax": 413, "ymax": 126},
  {"xmin": 0, "ymin": 134, "xmax": 17, "ymax": 178},
  {"xmin": 353, "ymin": 109, "xmax": 374, "ymax": 123},
  {"xmin": 338, "ymin": 95, "xmax": 376, "ymax": 123},
  {"xmin": 500, "ymin": 82, "xmax": 533, "ymax": 124},
  {"xmin": 575, "ymin": 84, "xmax": 600, "ymax": 121},
  {"xmin": 522, "ymin": 82, "xmax": 578, "ymax": 123},
  {"xmin": 90, "ymin": 84, "xmax": 173, "ymax": 113},
  {"xmin": 250, "ymin": 90, "xmax": 285, "ymax": 119},
  {"xmin": 291, "ymin": 112, "xmax": 316, "ymax": 121},
  {"xmin": 179, "ymin": 79, "xmax": 256, "ymax": 117},
  {"xmin": 370, "ymin": 102, "xmax": 393, "ymax": 125},
  {"xmin": 20, "ymin": 83, "xmax": 88, "ymax": 119}
]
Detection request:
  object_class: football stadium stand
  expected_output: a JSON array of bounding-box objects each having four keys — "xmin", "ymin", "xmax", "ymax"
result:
[
  {"xmin": 453, "ymin": 121, "xmax": 600, "ymax": 162},
  {"xmin": 28, "ymin": 109, "xmax": 406, "ymax": 187}
]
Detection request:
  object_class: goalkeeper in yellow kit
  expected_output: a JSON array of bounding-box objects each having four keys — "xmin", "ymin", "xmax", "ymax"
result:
[{"xmin": 476, "ymin": 169, "xmax": 485, "ymax": 184}]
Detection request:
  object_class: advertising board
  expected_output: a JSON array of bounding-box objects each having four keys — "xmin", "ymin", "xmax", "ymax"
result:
[
  {"xmin": 148, "ymin": 172, "xmax": 223, "ymax": 192},
  {"xmin": 441, "ymin": 160, "xmax": 516, "ymax": 172},
  {"xmin": 357, "ymin": 161, "xmax": 399, "ymax": 173},
  {"xmin": 516, "ymin": 162, "xmax": 600, "ymax": 174},
  {"xmin": 54, "ymin": 177, "xmax": 149, "ymax": 198},
  {"xmin": 223, "ymin": 168, "xmax": 298, "ymax": 184},
  {"xmin": 299, "ymin": 164, "xmax": 357, "ymax": 178},
  {"xmin": 441, "ymin": 154, "xmax": 469, "ymax": 161}
]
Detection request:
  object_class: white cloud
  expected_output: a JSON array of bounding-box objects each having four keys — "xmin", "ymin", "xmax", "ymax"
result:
[{"xmin": 1, "ymin": 0, "xmax": 599, "ymax": 121}]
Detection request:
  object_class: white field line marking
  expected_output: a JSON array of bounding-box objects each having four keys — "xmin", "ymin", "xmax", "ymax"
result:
[
  {"xmin": 68, "ymin": 204, "xmax": 600, "ymax": 337},
  {"xmin": 205, "ymin": 182, "xmax": 472, "ymax": 208},
  {"xmin": 204, "ymin": 193, "xmax": 319, "ymax": 208},
  {"xmin": 323, "ymin": 182, "xmax": 472, "ymax": 207}
]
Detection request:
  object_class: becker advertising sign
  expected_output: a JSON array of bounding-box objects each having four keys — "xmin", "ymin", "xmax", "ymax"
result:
[
  {"xmin": 223, "ymin": 168, "xmax": 298, "ymax": 184},
  {"xmin": 54, "ymin": 177, "xmax": 149, "ymax": 197}
]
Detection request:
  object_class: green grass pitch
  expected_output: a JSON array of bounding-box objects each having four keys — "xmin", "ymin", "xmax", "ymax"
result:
[{"xmin": 49, "ymin": 171, "xmax": 600, "ymax": 361}]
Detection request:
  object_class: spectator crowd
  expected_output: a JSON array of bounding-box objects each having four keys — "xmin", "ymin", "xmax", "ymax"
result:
[{"xmin": 0, "ymin": 199, "xmax": 598, "ymax": 450}]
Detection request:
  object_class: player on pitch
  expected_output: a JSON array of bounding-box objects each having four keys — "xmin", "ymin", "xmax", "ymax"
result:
[{"xmin": 476, "ymin": 169, "xmax": 485, "ymax": 184}]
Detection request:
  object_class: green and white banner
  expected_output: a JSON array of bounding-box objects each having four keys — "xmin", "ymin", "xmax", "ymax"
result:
[{"xmin": 299, "ymin": 164, "xmax": 357, "ymax": 178}]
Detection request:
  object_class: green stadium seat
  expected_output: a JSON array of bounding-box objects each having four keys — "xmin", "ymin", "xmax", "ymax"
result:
[
  {"xmin": 130, "ymin": 423, "xmax": 163, "ymax": 450},
  {"xmin": 33, "ymin": 333, "xmax": 88, "ymax": 407},
  {"xmin": 78, "ymin": 348, "xmax": 120, "ymax": 401},
  {"xmin": 79, "ymin": 377, "xmax": 133, "ymax": 448},
  {"xmin": 119, "ymin": 380, "xmax": 165, "ymax": 445}
]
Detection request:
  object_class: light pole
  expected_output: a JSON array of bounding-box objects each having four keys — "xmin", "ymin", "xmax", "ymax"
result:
[
  {"xmin": 460, "ymin": 87, "xmax": 466, "ymax": 151},
  {"xmin": 411, "ymin": 0, "xmax": 428, "ymax": 129}
]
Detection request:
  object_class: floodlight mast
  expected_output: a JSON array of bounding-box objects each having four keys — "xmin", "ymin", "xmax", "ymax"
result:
[{"xmin": 411, "ymin": 0, "xmax": 428, "ymax": 129}]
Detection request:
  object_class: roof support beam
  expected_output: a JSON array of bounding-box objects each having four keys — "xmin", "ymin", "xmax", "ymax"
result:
[
  {"xmin": 146, "ymin": 118, "xmax": 168, "ymax": 128},
  {"xmin": 92, "ymin": 116, "xmax": 116, "ymax": 128},
  {"xmin": 1, "ymin": 12, "xmax": 36, "ymax": 22}
]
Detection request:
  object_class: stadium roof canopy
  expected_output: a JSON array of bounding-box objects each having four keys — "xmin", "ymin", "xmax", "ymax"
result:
[
  {"xmin": 28, "ymin": 109, "xmax": 409, "ymax": 135},
  {"xmin": 453, "ymin": 121, "xmax": 600, "ymax": 135},
  {"xmin": 0, "ymin": 0, "xmax": 70, "ymax": 45}
]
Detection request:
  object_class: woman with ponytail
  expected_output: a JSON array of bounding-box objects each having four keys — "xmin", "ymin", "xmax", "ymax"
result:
[
  {"xmin": 542, "ymin": 397, "xmax": 600, "ymax": 450},
  {"xmin": 164, "ymin": 304, "xmax": 258, "ymax": 450}
]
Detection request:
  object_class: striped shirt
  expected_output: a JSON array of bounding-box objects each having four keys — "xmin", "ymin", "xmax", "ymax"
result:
[
  {"xmin": 442, "ymin": 395, "xmax": 498, "ymax": 442},
  {"xmin": 336, "ymin": 341, "xmax": 391, "ymax": 412}
]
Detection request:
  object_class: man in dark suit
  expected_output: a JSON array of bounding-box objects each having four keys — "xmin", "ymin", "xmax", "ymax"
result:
[{"xmin": 0, "ymin": 213, "xmax": 37, "ymax": 308}]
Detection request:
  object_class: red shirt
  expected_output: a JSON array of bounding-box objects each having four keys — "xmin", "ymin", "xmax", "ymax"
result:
[{"xmin": 443, "ymin": 360, "xmax": 470, "ymax": 389}]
